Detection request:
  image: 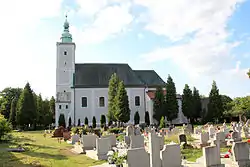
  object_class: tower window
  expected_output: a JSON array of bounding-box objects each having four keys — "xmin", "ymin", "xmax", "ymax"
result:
[
  {"xmin": 135, "ymin": 96, "xmax": 140, "ymax": 106},
  {"xmin": 81, "ymin": 97, "xmax": 87, "ymax": 107},
  {"xmin": 59, "ymin": 105, "xmax": 62, "ymax": 109},
  {"xmin": 64, "ymin": 51, "xmax": 67, "ymax": 55},
  {"xmin": 66, "ymin": 105, "xmax": 68, "ymax": 109},
  {"xmin": 64, "ymin": 62, "xmax": 66, "ymax": 65},
  {"xmin": 99, "ymin": 97, "xmax": 105, "ymax": 107}
]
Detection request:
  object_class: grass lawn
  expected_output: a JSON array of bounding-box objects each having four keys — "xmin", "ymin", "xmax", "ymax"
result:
[{"xmin": 0, "ymin": 131, "xmax": 104, "ymax": 167}]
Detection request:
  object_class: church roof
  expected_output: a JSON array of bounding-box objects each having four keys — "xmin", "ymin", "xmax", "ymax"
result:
[{"xmin": 74, "ymin": 63, "xmax": 166, "ymax": 88}]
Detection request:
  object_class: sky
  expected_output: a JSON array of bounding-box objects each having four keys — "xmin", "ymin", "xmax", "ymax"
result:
[{"xmin": 0, "ymin": 0, "xmax": 250, "ymax": 99}]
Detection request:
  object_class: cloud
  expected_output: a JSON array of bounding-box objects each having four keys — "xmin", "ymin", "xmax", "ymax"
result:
[
  {"xmin": 75, "ymin": 2, "xmax": 133, "ymax": 44},
  {"xmin": 135, "ymin": 0, "xmax": 246, "ymax": 77}
]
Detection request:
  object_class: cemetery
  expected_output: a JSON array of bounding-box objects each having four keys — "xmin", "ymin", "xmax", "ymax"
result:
[{"xmin": 1, "ymin": 120, "xmax": 250, "ymax": 167}]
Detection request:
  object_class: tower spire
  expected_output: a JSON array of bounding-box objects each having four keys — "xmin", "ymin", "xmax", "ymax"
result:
[{"xmin": 61, "ymin": 13, "xmax": 72, "ymax": 43}]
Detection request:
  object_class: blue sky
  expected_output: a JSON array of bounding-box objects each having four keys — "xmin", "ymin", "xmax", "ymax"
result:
[{"xmin": 0, "ymin": 0, "xmax": 250, "ymax": 99}]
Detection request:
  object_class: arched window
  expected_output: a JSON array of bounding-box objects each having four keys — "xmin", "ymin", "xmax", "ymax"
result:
[
  {"xmin": 135, "ymin": 96, "xmax": 140, "ymax": 106},
  {"xmin": 99, "ymin": 97, "xmax": 105, "ymax": 107}
]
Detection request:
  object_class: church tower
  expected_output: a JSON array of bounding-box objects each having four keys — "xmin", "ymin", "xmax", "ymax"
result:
[{"xmin": 55, "ymin": 15, "xmax": 76, "ymax": 127}]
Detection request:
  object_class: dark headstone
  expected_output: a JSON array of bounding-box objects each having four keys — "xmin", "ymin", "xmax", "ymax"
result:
[
  {"xmin": 53, "ymin": 126, "xmax": 66, "ymax": 138},
  {"xmin": 178, "ymin": 134, "xmax": 187, "ymax": 144}
]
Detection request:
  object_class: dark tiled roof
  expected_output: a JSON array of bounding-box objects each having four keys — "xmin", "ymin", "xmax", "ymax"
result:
[
  {"xmin": 133, "ymin": 70, "xmax": 166, "ymax": 87},
  {"xmin": 74, "ymin": 63, "xmax": 165, "ymax": 88}
]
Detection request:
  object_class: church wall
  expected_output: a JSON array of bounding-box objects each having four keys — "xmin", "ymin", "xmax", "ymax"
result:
[{"xmin": 74, "ymin": 87, "xmax": 146, "ymax": 124}]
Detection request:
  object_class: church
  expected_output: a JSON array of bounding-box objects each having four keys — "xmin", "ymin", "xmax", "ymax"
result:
[{"xmin": 55, "ymin": 16, "xmax": 188, "ymax": 127}]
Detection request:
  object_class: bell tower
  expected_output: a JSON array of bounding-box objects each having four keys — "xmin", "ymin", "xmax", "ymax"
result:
[{"xmin": 55, "ymin": 15, "xmax": 76, "ymax": 127}]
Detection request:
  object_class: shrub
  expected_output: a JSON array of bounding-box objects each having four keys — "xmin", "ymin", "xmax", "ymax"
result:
[
  {"xmin": 84, "ymin": 117, "xmax": 88, "ymax": 126},
  {"xmin": 0, "ymin": 114, "xmax": 12, "ymax": 141},
  {"xmin": 71, "ymin": 127, "xmax": 79, "ymax": 134},
  {"xmin": 58, "ymin": 114, "xmax": 66, "ymax": 128},
  {"xmin": 134, "ymin": 111, "xmax": 140, "ymax": 125},
  {"xmin": 108, "ymin": 127, "xmax": 123, "ymax": 134},
  {"xmin": 100, "ymin": 115, "xmax": 106, "ymax": 128},
  {"xmin": 92, "ymin": 116, "xmax": 96, "ymax": 128},
  {"xmin": 159, "ymin": 116, "xmax": 165, "ymax": 129}
]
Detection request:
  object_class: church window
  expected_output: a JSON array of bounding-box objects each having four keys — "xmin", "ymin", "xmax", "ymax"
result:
[
  {"xmin": 66, "ymin": 105, "xmax": 68, "ymax": 109},
  {"xmin": 81, "ymin": 97, "xmax": 87, "ymax": 107},
  {"xmin": 99, "ymin": 97, "xmax": 105, "ymax": 107},
  {"xmin": 64, "ymin": 62, "xmax": 66, "ymax": 66},
  {"xmin": 59, "ymin": 105, "xmax": 62, "ymax": 109},
  {"xmin": 64, "ymin": 51, "xmax": 67, "ymax": 55},
  {"xmin": 135, "ymin": 96, "xmax": 140, "ymax": 106}
]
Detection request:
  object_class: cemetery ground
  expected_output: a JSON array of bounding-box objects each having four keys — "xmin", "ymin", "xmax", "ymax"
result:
[{"xmin": 0, "ymin": 131, "xmax": 104, "ymax": 167}]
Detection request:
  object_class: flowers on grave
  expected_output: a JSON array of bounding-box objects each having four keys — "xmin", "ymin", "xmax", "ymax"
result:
[
  {"xmin": 224, "ymin": 154, "xmax": 230, "ymax": 158},
  {"xmin": 109, "ymin": 150, "xmax": 127, "ymax": 166},
  {"xmin": 247, "ymin": 139, "xmax": 250, "ymax": 143}
]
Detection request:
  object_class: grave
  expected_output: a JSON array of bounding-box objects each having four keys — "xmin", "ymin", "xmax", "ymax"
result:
[
  {"xmin": 203, "ymin": 146, "xmax": 225, "ymax": 167},
  {"xmin": 232, "ymin": 141, "xmax": 250, "ymax": 167}
]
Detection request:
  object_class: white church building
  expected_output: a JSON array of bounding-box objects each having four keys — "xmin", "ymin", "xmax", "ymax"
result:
[{"xmin": 55, "ymin": 17, "xmax": 188, "ymax": 127}]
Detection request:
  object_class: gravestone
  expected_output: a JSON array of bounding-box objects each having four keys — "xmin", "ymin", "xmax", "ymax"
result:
[
  {"xmin": 208, "ymin": 126, "xmax": 216, "ymax": 138},
  {"xmin": 203, "ymin": 146, "xmax": 225, "ymax": 167},
  {"xmin": 160, "ymin": 144, "xmax": 181, "ymax": 167},
  {"xmin": 231, "ymin": 132, "xmax": 241, "ymax": 142},
  {"xmin": 96, "ymin": 138, "xmax": 111, "ymax": 160},
  {"xmin": 232, "ymin": 141, "xmax": 250, "ymax": 167},
  {"xmin": 130, "ymin": 135, "xmax": 144, "ymax": 149},
  {"xmin": 178, "ymin": 134, "xmax": 187, "ymax": 144},
  {"xmin": 81, "ymin": 135, "xmax": 98, "ymax": 150},
  {"xmin": 200, "ymin": 132, "xmax": 209, "ymax": 145},
  {"xmin": 71, "ymin": 134, "xmax": 80, "ymax": 144},
  {"xmin": 126, "ymin": 125, "xmax": 135, "ymax": 136},
  {"xmin": 148, "ymin": 132, "xmax": 161, "ymax": 167},
  {"xmin": 127, "ymin": 148, "xmax": 150, "ymax": 167}
]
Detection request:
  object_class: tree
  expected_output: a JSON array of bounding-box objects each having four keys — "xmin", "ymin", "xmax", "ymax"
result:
[
  {"xmin": 114, "ymin": 81, "xmax": 130, "ymax": 124},
  {"xmin": 78, "ymin": 119, "xmax": 81, "ymax": 126},
  {"xmin": 153, "ymin": 86, "xmax": 165, "ymax": 124},
  {"xmin": 247, "ymin": 69, "xmax": 250, "ymax": 78},
  {"xmin": 49, "ymin": 96, "xmax": 55, "ymax": 123},
  {"xmin": 182, "ymin": 84, "xmax": 193, "ymax": 122},
  {"xmin": 0, "ymin": 114, "xmax": 11, "ymax": 141},
  {"xmin": 92, "ymin": 116, "xmax": 96, "ymax": 128},
  {"xmin": 159, "ymin": 116, "xmax": 165, "ymax": 129},
  {"xmin": 207, "ymin": 81, "xmax": 223, "ymax": 122},
  {"xmin": 58, "ymin": 114, "xmax": 66, "ymax": 127},
  {"xmin": 193, "ymin": 87, "xmax": 202, "ymax": 121},
  {"xmin": 16, "ymin": 83, "xmax": 36, "ymax": 128},
  {"xmin": 226, "ymin": 96, "xmax": 250, "ymax": 119},
  {"xmin": 42, "ymin": 99, "xmax": 52, "ymax": 127},
  {"xmin": 165, "ymin": 75, "xmax": 178, "ymax": 122},
  {"xmin": 9, "ymin": 98, "xmax": 18, "ymax": 128},
  {"xmin": 108, "ymin": 73, "xmax": 119, "ymax": 123},
  {"xmin": 84, "ymin": 117, "xmax": 88, "ymax": 126},
  {"xmin": 68, "ymin": 117, "xmax": 72, "ymax": 127},
  {"xmin": 134, "ymin": 111, "xmax": 140, "ymax": 125},
  {"xmin": 145, "ymin": 111, "xmax": 150, "ymax": 126},
  {"xmin": 100, "ymin": 115, "xmax": 106, "ymax": 128},
  {"xmin": 36, "ymin": 94, "xmax": 44, "ymax": 126},
  {"xmin": 0, "ymin": 87, "xmax": 22, "ymax": 119}
]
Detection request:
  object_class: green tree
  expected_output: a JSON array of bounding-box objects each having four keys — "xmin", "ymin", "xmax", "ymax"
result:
[
  {"xmin": 58, "ymin": 114, "xmax": 66, "ymax": 127},
  {"xmin": 134, "ymin": 111, "xmax": 140, "ymax": 125},
  {"xmin": 92, "ymin": 116, "xmax": 96, "ymax": 128},
  {"xmin": 0, "ymin": 87, "xmax": 22, "ymax": 119},
  {"xmin": 182, "ymin": 84, "xmax": 193, "ymax": 122},
  {"xmin": 78, "ymin": 119, "xmax": 81, "ymax": 126},
  {"xmin": 36, "ymin": 94, "xmax": 43, "ymax": 126},
  {"xmin": 68, "ymin": 117, "xmax": 72, "ymax": 127},
  {"xmin": 153, "ymin": 86, "xmax": 165, "ymax": 124},
  {"xmin": 84, "ymin": 117, "xmax": 88, "ymax": 126},
  {"xmin": 165, "ymin": 75, "xmax": 178, "ymax": 122},
  {"xmin": 16, "ymin": 83, "xmax": 36, "ymax": 129},
  {"xmin": 145, "ymin": 111, "xmax": 150, "ymax": 126},
  {"xmin": 49, "ymin": 96, "xmax": 55, "ymax": 123},
  {"xmin": 0, "ymin": 114, "xmax": 11, "ymax": 141},
  {"xmin": 225, "ymin": 96, "xmax": 250, "ymax": 119},
  {"xmin": 9, "ymin": 98, "xmax": 18, "ymax": 128},
  {"xmin": 159, "ymin": 116, "xmax": 165, "ymax": 129},
  {"xmin": 114, "ymin": 81, "xmax": 130, "ymax": 124},
  {"xmin": 100, "ymin": 115, "xmax": 106, "ymax": 128},
  {"xmin": 43, "ymin": 99, "xmax": 52, "ymax": 127},
  {"xmin": 108, "ymin": 73, "xmax": 119, "ymax": 123},
  {"xmin": 247, "ymin": 69, "xmax": 250, "ymax": 78},
  {"xmin": 193, "ymin": 87, "xmax": 202, "ymax": 121},
  {"xmin": 207, "ymin": 81, "xmax": 223, "ymax": 122}
]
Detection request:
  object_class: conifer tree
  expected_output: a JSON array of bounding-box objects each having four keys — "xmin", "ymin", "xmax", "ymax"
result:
[
  {"xmin": 159, "ymin": 116, "xmax": 165, "ymax": 129},
  {"xmin": 92, "ymin": 116, "xmax": 96, "ymax": 128},
  {"xmin": 107, "ymin": 73, "xmax": 119, "ymax": 123},
  {"xmin": 100, "ymin": 115, "xmax": 106, "ymax": 128},
  {"xmin": 134, "ymin": 111, "xmax": 140, "ymax": 125},
  {"xmin": 84, "ymin": 117, "xmax": 88, "ymax": 126},
  {"xmin": 114, "ymin": 81, "xmax": 130, "ymax": 123},
  {"xmin": 9, "ymin": 98, "xmax": 18, "ymax": 128},
  {"xmin": 207, "ymin": 81, "xmax": 223, "ymax": 122},
  {"xmin": 153, "ymin": 86, "xmax": 165, "ymax": 124},
  {"xmin": 193, "ymin": 87, "xmax": 202, "ymax": 121},
  {"xmin": 49, "ymin": 96, "xmax": 55, "ymax": 123},
  {"xmin": 36, "ymin": 94, "xmax": 43, "ymax": 126},
  {"xmin": 16, "ymin": 83, "xmax": 36, "ymax": 128},
  {"xmin": 165, "ymin": 75, "xmax": 178, "ymax": 122},
  {"xmin": 43, "ymin": 99, "xmax": 52, "ymax": 127},
  {"xmin": 182, "ymin": 84, "xmax": 193, "ymax": 122},
  {"xmin": 144, "ymin": 111, "xmax": 150, "ymax": 126},
  {"xmin": 58, "ymin": 114, "xmax": 66, "ymax": 127}
]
